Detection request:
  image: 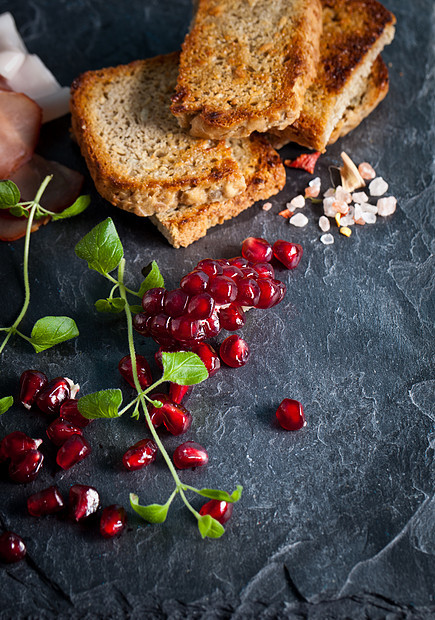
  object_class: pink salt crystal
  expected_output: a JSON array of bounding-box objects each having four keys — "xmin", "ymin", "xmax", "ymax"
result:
[
  {"xmin": 319, "ymin": 215, "xmax": 330, "ymax": 232},
  {"xmin": 305, "ymin": 177, "xmax": 321, "ymax": 198},
  {"xmin": 377, "ymin": 196, "xmax": 397, "ymax": 216},
  {"xmin": 369, "ymin": 177, "xmax": 388, "ymax": 197},
  {"xmin": 289, "ymin": 194, "xmax": 305, "ymax": 209},
  {"xmin": 351, "ymin": 191, "xmax": 368, "ymax": 203},
  {"xmin": 262, "ymin": 202, "xmax": 272, "ymax": 211},
  {"xmin": 358, "ymin": 162, "xmax": 376, "ymax": 180},
  {"xmin": 333, "ymin": 200, "xmax": 350, "ymax": 215},
  {"xmin": 335, "ymin": 186, "xmax": 352, "ymax": 204}
]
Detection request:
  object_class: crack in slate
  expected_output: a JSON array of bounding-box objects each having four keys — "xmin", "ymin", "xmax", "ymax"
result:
[
  {"xmin": 283, "ymin": 564, "xmax": 308, "ymax": 603},
  {"xmin": 25, "ymin": 553, "xmax": 74, "ymax": 607}
]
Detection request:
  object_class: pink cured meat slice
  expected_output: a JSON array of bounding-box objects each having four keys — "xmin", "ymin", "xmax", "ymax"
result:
[{"xmin": 0, "ymin": 90, "xmax": 42, "ymax": 178}]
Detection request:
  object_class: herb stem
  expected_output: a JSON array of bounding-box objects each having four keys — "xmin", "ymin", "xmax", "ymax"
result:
[
  {"xmin": 179, "ymin": 488, "xmax": 201, "ymax": 519},
  {"xmin": 105, "ymin": 272, "xmax": 140, "ymax": 298}
]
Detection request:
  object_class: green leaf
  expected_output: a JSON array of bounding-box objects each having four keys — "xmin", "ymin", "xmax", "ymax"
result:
[
  {"xmin": 197, "ymin": 514, "xmax": 225, "ymax": 539},
  {"xmin": 162, "ymin": 351, "xmax": 208, "ymax": 386},
  {"xmin": 51, "ymin": 195, "xmax": 91, "ymax": 220},
  {"xmin": 0, "ymin": 396, "xmax": 13, "ymax": 415},
  {"xmin": 75, "ymin": 217, "xmax": 123, "ymax": 275},
  {"xmin": 195, "ymin": 485, "xmax": 243, "ymax": 503},
  {"xmin": 138, "ymin": 261, "xmax": 164, "ymax": 296},
  {"xmin": 30, "ymin": 316, "xmax": 79, "ymax": 353},
  {"xmin": 129, "ymin": 305, "xmax": 143, "ymax": 314},
  {"xmin": 77, "ymin": 389, "xmax": 123, "ymax": 419},
  {"xmin": 95, "ymin": 297, "xmax": 125, "ymax": 313},
  {"xmin": 0, "ymin": 180, "xmax": 20, "ymax": 208},
  {"xmin": 129, "ymin": 493, "xmax": 173, "ymax": 524},
  {"xmin": 9, "ymin": 206, "xmax": 29, "ymax": 218}
]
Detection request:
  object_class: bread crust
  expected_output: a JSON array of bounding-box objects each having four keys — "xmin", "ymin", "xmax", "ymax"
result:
[{"xmin": 171, "ymin": 0, "xmax": 323, "ymax": 139}]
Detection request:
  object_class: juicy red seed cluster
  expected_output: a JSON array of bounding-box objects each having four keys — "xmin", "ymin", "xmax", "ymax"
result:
[
  {"xmin": 1, "ymin": 431, "xmax": 44, "ymax": 484},
  {"xmin": 19, "ymin": 369, "xmax": 79, "ymax": 416}
]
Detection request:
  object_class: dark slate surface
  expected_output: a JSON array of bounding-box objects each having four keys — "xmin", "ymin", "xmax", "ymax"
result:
[{"xmin": 0, "ymin": 0, "xmax": 434, "ymax": 618}]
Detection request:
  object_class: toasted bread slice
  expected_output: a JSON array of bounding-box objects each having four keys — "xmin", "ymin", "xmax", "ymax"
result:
[
  {"xmin": 151, "ymin": 135, "xmax": 286, "ymax": 247},
  {"xmin": 269, "ymin": 0, "xmax": 395, "ymax": 152},
  {"xmin": 171, "ymin": 0, "xmax": 323, "ymax": 139},
  {"xmin": 70, "ymin": 53, "xmax": 247, "ymax": 217}
]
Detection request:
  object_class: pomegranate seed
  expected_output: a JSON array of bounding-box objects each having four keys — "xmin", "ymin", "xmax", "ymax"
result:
[
  {"xmin": 218, "ymin": 304, "xmax": 245, "ymax": 331},
  {"xmin": 228, "ymin": 256, "xmax": 249, "ymax": 268},
  {"xmin": 122, "ymin": 438, "xmax": 158, "ymax": 471},
  {"xmin": 56, "ymin": 435, "xmax": 91, "ymax": 470},
  {"xmin": 35, "ymin": 377, "xmax": 71, "ymax": 415},
  {"xmin": 255, "ymin": 278, "xmax": 282, "ymax": 309},
  {"xmin": 187, "ymin": 293, "xmax": 215, "ymax": 320},
  {"xmin": 242, "ymin": 237, "xmax": 273, "ymax": 263},
  {"xmin": 132, "ymin": 312, "xmax": 152, "ymax": 336},
  {"xmin": 236, "ymin": 277, "xmax": 261, "ymax": 306},
  {"xmin": 272, "ymin": 240, "xmax": 303, "ymax": 270},
  {"xmin": 69, "ymin": 484, "xmax": 100, "ymax": 521},
  {"xmin": 199, "ymin": 499, "xmax": 233, "ymax": 524},
  {"xmin": 149, "ymin": 313, "xmax": 171, "ymax": 343},
  {"xmin": 240, "ymin": 265, "xmax": 257, "ymax": 279},
  {"xmin": 170, "ymin": 316, "xmax": 201, "ymax": 342},
  {"xmin": 190, "ymin": 342, "xmax": 220, "ymax": 377},
  {"xmin": 202, "ymin": 311, "xmax": 221, "ymax": 338},
  {"xmin": 180, "ymin": 270, "xmax": 209, "ymax": 295},
  {"xmin": 46, "ymin": 418, "xmax": 83, "ymax": 446},
  {"xmin": 59, "ymin": 399, "xmax": 91, "ymax": 428},
  {"xmin": 161, "ymin": 401, "xmax": 192, "ymax": 435},
  {"xmin": 276, "ymin": 399, "xmax": 306, "ymax": 430},
  {"xmin": 27, "ymin": 485, "xmax": 64, "ymax": 516},
  {"xmin": 163, "ymin": 288, "xmax": 190, "ymax": 317},
  {"xmin": 252, "ymin": 262, "xmax": 275, "ymax": 279},
  {"xmin": 196, "ymin": 259, "xmax": 223, "ymax": 276},
  {"xmin": 0, "ymin": 431, "xmax": 42, "ymax": 462},
  {"xmin": 19, "ymin": 370, "xmax": 48, "ymax": 409},
  {"xmin": 221, "ymin": 264, "xmax": 244, "ymax": 280},
  {"xmin": 0, "ymin": 532, "xmax": 26, "ymax": 563},
  {"xmin": 274, "ymin": 279, "xmax": 287, "ymax": 305},
  {"xmin": 173, "ymin": 441, "xmax": 209, "ymax": 469},
  {"xmin": 220, "ymin": 335, "xmax": 250, "ymax": 368},
  {"xmin": 207, "ymin": 275, "xmax": 238, "ymax": 304},
  {"xmin": 169, "ymin": 383, "xmax": 191, "ymax": 404},
  {"xmin": 148, "ymin": 394, "xmax": 167, "ymax": 428},
  {"xmin": 118, "ymin": 354, "xmax": 153, "ymax": 390},
  {"xmin": 100, "ymin": 505, "xmax": 127, "ymax": 538},
  {"xmin": 141, "ymin": 287, "xmax": 165, "ymax": 315},
  {"xmin": 9, "ymin": 449, "xmax": 43, "ymax": 483}
]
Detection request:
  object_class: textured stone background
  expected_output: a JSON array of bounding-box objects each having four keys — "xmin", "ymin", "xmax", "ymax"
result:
[{"xmin": 0, "ymin": 1, "xmax": 433, "ymax": 618}]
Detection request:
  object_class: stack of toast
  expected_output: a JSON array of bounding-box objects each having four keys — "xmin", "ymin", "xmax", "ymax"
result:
[{"xmin": 70, "ymin": 0, "xmax": 395, "ymax": 248}]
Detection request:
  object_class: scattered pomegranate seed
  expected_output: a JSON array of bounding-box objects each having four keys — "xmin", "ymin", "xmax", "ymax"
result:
[
  {"xmin": 56, "ymin": 435, "xmax": 91, "ymax": 470},
  {"xmin": 0, "ymin": 532, "xmax": 26, "ymax": 563},
  {"xmin": 272, "ymin": 240, "xmax": 303, "ymax": 270},
  {"xmin": 27, "ymin": 485, "xmax": 64, "ymax": 516},
  {"xmin": 207, "ymin": 275, "xmax": 238, "ymax": 304},
  {"xmin": 284, "ymin": 151, "xmax": 321, "ymax": 174},
  {"xmin": 187, "ymin": 293, "xmax": 215, "ymax": 320},
  {"xmin": 69, "ymin": 485, "xmax": 100, "ymax": 521},
  {"xmin": 46, "ymin": 418, "xmax": 83, "ymax": 446},
  {"xmin": 218, "ymin": 304, "xmax": 245, "ymax": 331},
  {"xmin": 190, "ymin": 342, "xmax": 220, "ymax": 377},
  {"xmin": 100, "ymin": 505, "xmax": 127, "ymax": 538},
  {"xmin": 199, "ymin": 500, "xmax": 233, "ymax": 525},
  {"xmin": 173, "ymin": 441, "xmax": 209, "ymax": 469},
  {"xmin": 141, "ymin": 287, "xmax": 165, "ymax": 315},
  {"xmin": 161, "ymin": 401, "xmax": 192, "ymax": 435},
  {"xmin": 148, "ymin": 393, "xmax": 169, "ymax": 427},
  {"xmin": 118, "ymin": 354, "xmax": 153, "ymax": 390},
  {"xmin": 220, "ymin": 335, "xmax": 250, "ymax": 368},
  {"xmin": 275, "ymin": 399, "xmax": 306, "ymax": 430},
  {"xmin": 241, "ymin": 237, "xmax": 273, "ymax": 263},
  {"xmin": 180, "ymin": 270, "xmax": 209, "ymax": 295},
  {"xmin": 9, "ymin": 449, "xmax": 44, "ymax": 483},
  {"xmin": 35, "ymin": 377, "xmax": 71, "ymax": 415},
  {"xmin": 0, "ymin": 431, "xmax": 42, "ymax": 462},
  {"xmin": 169, "ymin": 383, "xmax": 191, "ymax": 404},
  {"xmin": 122, "ymin": 438, "xmax": 158, "ymax": 471},
  {"xmin": 19, "ymin": 370, "xmax": 48, "ymax": 409},
  {"xmin": 59, "ymin": 399, "xmax": 91, "ymax": 428}
]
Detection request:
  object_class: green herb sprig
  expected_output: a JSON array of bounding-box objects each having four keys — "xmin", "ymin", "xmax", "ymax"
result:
[
  {"xmin": 75, "ymin": 218, "xmax": 242, "ymax": 539},
  {"xmin": 0, "ymin": 177, "xmax": 90, "ymax": 356}
]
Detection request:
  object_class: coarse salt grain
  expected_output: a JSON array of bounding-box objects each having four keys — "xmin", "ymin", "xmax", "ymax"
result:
[
  {"xmin": 320, "ymin": 233, "xmax": 334, "ymax": 245},
  {"xmin": 305, "ymin": 177, "xmax": 321, "ymax": 198},
  {"xmin": 335, "ymin": 186, "xmax": 352, "ymax": 204},
  {"xmin": 354, "ymin": 204, "xmax": 363, "ymax": 221},
  {"xmin": 333, "ymin": 200, "xmax": 349, "ymax": 215},
  {"xmin": 362, "ymin": 211, "xmax": 377, "ymax": 224},
  {"xmin": 377, "ymin": 196, "xmax": 397, "ymax": 216},
  {"xmin": 288, "ymin": 194, "xmax": 305, "ymax": 210},
  {"xmin": 289, "ymin": 212, "xmax": 308, "ymax": 227},
  {"xmin": 361, "ymin": 203, "xmax": 378, "ymax": 214},
  {"xmin": 323, "ymin": 198, "xmax": 337, "ymax": 218},
  {"xmin": 324, "ymin": 187, "xmax": 335, "ymax": 198},
  {"xmin": 369, "ymin": 177, "xmax": 388, "ymax": 196},
  {"xmin": 319, "ymin": 215, "xmax": 330, "ymax": 232},
  {"xmin": 262, "ymin": 202, "xmax": 272, "ymax": 211},
  {"xmin": 358, "ymin": 162, "xmax": 376, "ymax": 180},
  {"xmin": 351, "ymin": 191, "xmax": 368, "ymax": 203},
  {"xmin": 339, "ymin": 214, "xmax": 355, "ymax": 226}
]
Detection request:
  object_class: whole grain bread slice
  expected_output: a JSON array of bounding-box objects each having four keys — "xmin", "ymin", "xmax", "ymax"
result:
[
  {"xmin": 151, "ymin": 134, "xmax": 286, "ymax": 247},
  {"xmin": 171, "ymin": 0, "xmax": 323, "ymax": 139},
  {"xmin": 70, "ymin": 53, "xmax": 247, "ymax": 216},
  {"xmin": 269, "ymin": 0, "xmax": 395, "ymax": 152}
]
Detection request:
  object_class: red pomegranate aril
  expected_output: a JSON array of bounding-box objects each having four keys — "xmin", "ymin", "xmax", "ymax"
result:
[
  {"xmin": 236, "ymin": 277, "xmax": 261, "ymax": 307},
  {"xmin": 199, "ymin": 499, "xmax": 233, "ymax": 525},
  {"xmin": 162, "ymin": 401, "xmax": 192, "ymax": 435},
  {"xmin": 173, "ymin": 441, "xmax": 209, "ymax": 469},
  {"xmin": 274, "ymin": 279, "xmax": 287, "ymax": 305},
  {"xmin": 190, "ymin": 342, "xmax": 220, "ymax": 377},
  {"xmin": 69, "ymin": 484, "xmax": 100, "ymax": 521},
  {"xmin": 46, "ymin": 418, "xmax": 83, "ymax": 446},
  {"xmin": 118, "ymin": 354, "xmax": 153, "ymax": 390},
  {"xmin": 27, "ymin": 485, "xmax": 64, "ymax": 516},
  {"xmin": 56, "ymin": 435, "xmax": 91, "ymax": 470},
  {"xmin": 221, "ymin": 264, "xmax": 244, "ymax": 281},
  {"xmin": 273, "ymin": 240, "xmax": 303, "ymax": 270},
  {"xmin": 169, "ymin": 383, "xmax": 191, "ymax": 404},
  {"xmin": 0, "ymin": 431, "xmax": 42, "ymax": 462},
  {"xmin": 242, "ymin": 237, "xmax": 273, "ymax": 263},
  {"xmin": 253, "ymin": 262, "xmax": 275, "ymax": 279},
  {"xmin": 207, "ymin": 275, "xmax": 238, "ymax": 304},
  {"xmin": 19, "ymin": 370, "xmax": 48, "ymax": 409},
  {"xmin": 148, "ymin": 393, "xmax": 169, "ymax": 427},
  {"xmin": 255, "ymin": 278, "xmax": 281, "ymax": 309},
  {"xmin": 170, "ymin": 316, "xmax": 201, "ymax": 342},
  {"xmin": 240, "ymin": 265, "xmax": 257, "ymax": 279},
  {"xmin": 220, "ymin": 335, "xmax": 250, "ymax": 368},
  {"xmin": 35, "ymin": 377, "xmax": 71, "ymax": 415},
  {"xmin": 132, "ymin": 312, "xmax": 152, "ymax": 337},
  {"xmin": 228, "ymin": 256, "xmax": 249, "ymax": 268},
  {"xmin": 59, "ymin": 399, "xmax": 90, "ymax": 428},
  {"xmin": 180, "ymin": 270, "xmax": 209, "ymax": 295},
  {"xmin": 122, "ymin": 438, "xmax": 158, "ymax": 471},
  {"xmin": 0, "ymin": 532, "xmax": 26, "ymax": 563},
  {"xmin": 276, "ymin": 399, "xmax": 306, "ymax": 431},
  {"xmin": 149, "ymin": 313, "xmax": 171, "ymax": 342},
  {"xmin": 196, "ymin": 259, "xmax": 223, "ymax": 277},
  {"xmin": 141, "ymin": 287, "xmax": 165, "ymax": 315},
  {"xmin": 100, "ymin": 505, "xmax": 126, "ymax": 538},
  {"xmin": 187, "ymin": 293, "xmax": 215, "ymax": 320},
  {"xmin": 164, "ymin": 288, "xmax": 189, "ymax": 318},
  {"xmin": 218, "ymin": 304, "xmax": 245, "ymax": 331},
  {"xmin": 202, "ymin": 311, "xmax": 221, "ymax": 339},
  {"xmin": 9, "ymin": 449, "xmax": 43, "ymax": 483}
]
